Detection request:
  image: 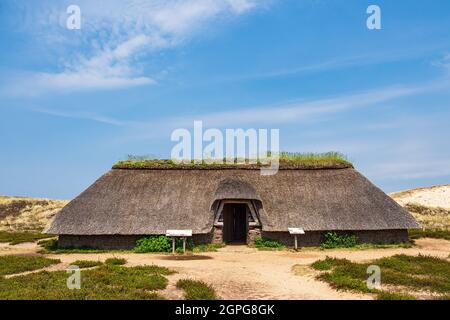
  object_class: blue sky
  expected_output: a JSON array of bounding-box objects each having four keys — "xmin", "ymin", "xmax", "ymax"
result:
[{"xmin": 1, "ymin": 0, "xmax": 450, "ymax": 199}]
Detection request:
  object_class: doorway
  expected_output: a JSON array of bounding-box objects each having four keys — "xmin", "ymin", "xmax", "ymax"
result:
[{"xmin": 222, "ymin": 203, "xmax": 248, "ymax": 244}]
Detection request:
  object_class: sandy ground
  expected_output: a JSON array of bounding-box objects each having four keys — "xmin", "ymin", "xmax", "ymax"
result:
[
  {"xmin": 1, "ymin": 238, "xmax": 449, "ymax": 300},
  {"xmin": 391, "ymin": 185, "xmax": 450, "ymax": 209}
]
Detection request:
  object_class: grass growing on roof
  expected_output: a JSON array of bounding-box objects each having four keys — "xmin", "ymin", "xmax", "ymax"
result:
[
  {"xmin": 113, "ymin": 152, "xmax": 353, "ymax": 170},
  {"xmin": 0, "ymin": 264, "xmax": 175, "ymax": 300},
  {"xmin": 311, "ymin": 254, "xmax": 450, "ymax": 300},
  {"xmin": 0, "ymin": 255, "xmax": 61, "ymax": 276},
  {"xmin": 176, "ymin": 279, "xmax": 217, "ymax": 300}
]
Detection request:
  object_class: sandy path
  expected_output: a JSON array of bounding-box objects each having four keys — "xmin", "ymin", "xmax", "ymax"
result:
[{"xmin": 1, "ymin": 238, "xmax": 449, "ymax": 300}]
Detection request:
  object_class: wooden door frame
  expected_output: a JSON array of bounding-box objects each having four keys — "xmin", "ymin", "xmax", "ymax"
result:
[
  {"xmin": 222, "ymin": 202, "xmax": 248, "ymax": 244},
  {"xmin": 213, "ymin": 199, "xmax": 261, "ymax": 227}
]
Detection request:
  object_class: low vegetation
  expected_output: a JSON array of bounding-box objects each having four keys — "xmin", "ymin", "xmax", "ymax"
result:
[
  {"xmin": 38, "ymin": 239, "xmax": 132, "ymax": 254},
  {"xmin": 409, "ymin": 229, "xmax": 450, "ymax": 241},
  {"xmin": 0, "ymin": 231, "xmax": 53, "ymax": 245},
  {"xmin": 311, "ymin": 254, "xmax": 450, "ymax": 300},
  {"xmin": 192, "ymin": 243, "xmax": 225, "ymax": 252},
  {"xmin": 113, "ymin": 152, "xmax": 353, "ymax": 170},
  {"xmin": 253, "ymin": 236, "xmax": 285, "ymax": 250},
  {"xmin": 70, "ymin": 260, "xmax": 103, "ymax": 269},
  {"xmin": 404, "ymin": 203, "xmax": 450, "ymax": 231},
  {"xmin": 176, "ymin": 279, "xmax": 217, "ymax": 300},
  {"xmin": 135, "ymin": 236, "xmax": 195, "ymax": 253},
  {"xmin": 0, "ymin": 264, "xmax": 175, "ymax": 300},
  {"xmin": 0, "ymin": 255, "xmax": 60, "ymax": 276},
  {"xmin": 105, "ymin": 258, "xmax": 127, "ymax": 266},
  {"xmin": 320, "ymin": 231, "xmax": 357, "ymax": 249}
]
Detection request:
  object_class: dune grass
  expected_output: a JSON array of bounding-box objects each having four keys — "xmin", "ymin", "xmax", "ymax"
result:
[
  {"xmin": 0, "ymin": 231, "xmax": 53, "ymax": 245},
  {"xmin": 0, "ymin": 255, "xmax": 61, "ymax": 276},
  {"xmin": 311, "ymin": 254, "xmax": 450, "ymax": 300},
  {"xmin": 176, "ymin": 279, "xmax": 217, "ymax": 300},
  {"xmin": 113, "ymin": 152, "xmax": 352, "ymax": 170},
  {"xmin": 409, "ymin": 229, "xmax": 450, "ymax": 241},
  {"xmin": 0, "ymin": 264, "xmax": 175, "ymax": 300}
]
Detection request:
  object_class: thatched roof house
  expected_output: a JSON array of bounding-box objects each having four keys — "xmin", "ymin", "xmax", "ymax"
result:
[{"xmin": 48, "ymin": 158, "xmax": 419, "ymax": 249}]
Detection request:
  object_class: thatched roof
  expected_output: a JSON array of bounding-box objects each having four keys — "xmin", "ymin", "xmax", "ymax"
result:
[{"xmin": 47, "ymin": 168, "xmax": 419, "ymax": 235}]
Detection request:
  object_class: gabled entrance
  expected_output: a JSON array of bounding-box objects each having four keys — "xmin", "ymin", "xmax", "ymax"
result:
[{"xmin": 222, "ymin": 203, "xmax": 247, "ymax": 244}]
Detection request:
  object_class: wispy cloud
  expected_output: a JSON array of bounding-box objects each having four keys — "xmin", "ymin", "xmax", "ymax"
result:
[
  {"xmin": 162, "ymin": 79, "xmax": 450, "ymax": 128},
  {"xmin": 33, "ymin": 108, "xmax": 132, "ymax": 126},
  {"xmin": 35, "ymin": 77, "xmax": 450, "ymax": 130},
  {"xmin": 4, "ymin": 0, "xmax": 263, "ymax": 95}
]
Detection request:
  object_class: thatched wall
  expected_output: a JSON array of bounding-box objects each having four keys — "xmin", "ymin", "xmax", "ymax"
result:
[
  {"xmin": 48, "ymin": 168, "xmax": 419, "ymax": 236},
  {"xmin": 58, "ymin": 229, "xmax": 409, "ymax": 249}
]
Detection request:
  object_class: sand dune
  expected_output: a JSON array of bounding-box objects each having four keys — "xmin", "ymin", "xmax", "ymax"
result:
[
  {"xmin": 0, "ymin": 196, "xmax": 68, "ymax": 233},
  {"xmin": 390, "ymin": 185, "xmax": 450, "ymax": 230}
]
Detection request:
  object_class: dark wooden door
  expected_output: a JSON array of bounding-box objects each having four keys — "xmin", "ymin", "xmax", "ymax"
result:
[{"xmin": 223, "ymin": 203, "xmax": 247, "ymax": 243}]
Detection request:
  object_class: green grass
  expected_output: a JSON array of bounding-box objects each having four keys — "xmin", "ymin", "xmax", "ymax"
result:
[
  {"xmin": 38, "ymin": 239, "xmax": 133, "ymax": 254},
  {"xmin": 311, "ymin": 257, "xmax": 346, "ymax": 270},
  {"xmin": 0, "ymin": 255, "xmax": 61, "ymax": 276},
  {"xmin": 253, "ymin": 236, "xmax": 285, "ymax": 250},
  {"xmin": 409, "ymin": 229, "xmax": 450, "ymax": 241},
  {"xmin": 0, "ymin": 264, "xmax": 175, "ymax": 300},
  {"xmin": 375, "ymin": 291, "xmax": 416, "ymax": 300},
  {"xmin": 312, "ymin": 254, "xmax": 450, "ymax": 299},
  {"xmin": 70, "ymin": 260, "xmax": 103, "ymax": 269},
  {"xmin": 0, "ymin": 232, "xmax": 53, "ymax": 245},
  {"xmin": 192, "ymin": 243, "xmax": 225, "ymax": 252},
  {"xmin": 105, "ymin": 258, "xmax": 127, "ymax": 266},
  {"xmin": 113, "ymin": 152, "xmax": 353, "ymax": 170},
  {"xmin": 176, "ymin": 279, "xmax": 217, "ymax": 300}
]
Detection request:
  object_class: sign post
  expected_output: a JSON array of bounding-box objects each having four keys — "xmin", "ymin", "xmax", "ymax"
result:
[
  {"xmin": 166, "ymin": 230, "xmax": 193, "ymax": 254},
  {"xmin": 288, "ymin": 228, "xmax": 305, "ymax": 250}
]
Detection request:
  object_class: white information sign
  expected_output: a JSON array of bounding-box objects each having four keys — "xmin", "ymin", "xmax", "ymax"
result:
[
  {"xmin": 166, "ymin": 230, "xmax": 192, "ymax": 237},
  {"xmin": 288, "ymin": 228, "xmax": 305, "ymax": 235}
]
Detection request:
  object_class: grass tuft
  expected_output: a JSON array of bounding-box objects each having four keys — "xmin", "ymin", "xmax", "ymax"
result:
[
  {"xmin": 376, "ymin": 291, "xmax": 416, "ymax": 300},
  {"xmin": 176, "ymin": 279, "xmax": 217, "ymax": 300},
  {"xmin": 105, "ymin": 258, "xmax": 127, "ymax": 266},
  {"xmin": 253, "ymin": 236, "xmax": 285, "ymax": 250},
  {"xmin": 70, "ymin": 260, "xmax": 103, "ymax": 269}
]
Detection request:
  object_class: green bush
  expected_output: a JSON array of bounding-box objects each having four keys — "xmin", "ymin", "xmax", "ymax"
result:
[
  {"xmin": 321, "ymin": 231, "xmax": 357, "ymax": 249},
  {"xmin": 135, "ymin": 236, "xmax": 193, "ymax": 253},
  {"xmin": 254, "ymin": 236, "xmax": 284, "ymax": 249},
  {"xmin": 135, "ymin": 236, "xmax": 172, "ymax": 252}
]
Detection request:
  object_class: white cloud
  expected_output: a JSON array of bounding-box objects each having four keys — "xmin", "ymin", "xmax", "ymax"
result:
[
  {"xmin": 162, "ymin": 79, "xmax": 449, "ymax": 128},
  {"xmin": 6, "ymin": 0, "xmax": 263, "ymax": 95}
]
